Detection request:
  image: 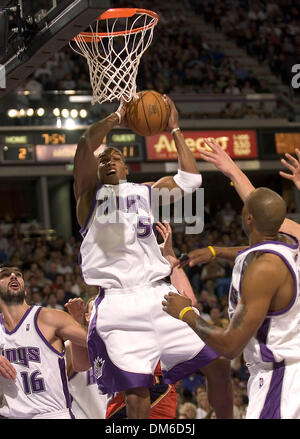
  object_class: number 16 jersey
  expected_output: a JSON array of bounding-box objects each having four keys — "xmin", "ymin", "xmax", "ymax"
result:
[
  {"xmin": 0, "ymin": 306, "xmax": 73, "ymax": 419},
  {"xmin": 79, "ymin": 182, "xmax": 171, "ymax": 289}
]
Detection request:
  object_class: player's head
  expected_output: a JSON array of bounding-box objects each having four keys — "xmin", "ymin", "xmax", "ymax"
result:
[
  {"xmin": 97, "ymin": 147, "xmax": 128, "ymax": 184},
  {"xmin": 242, "ymin": 187, "xmax": 286, "ymax": 238},
  {"xmin": 0, "ymin": 264, "xmax": 26, "ymax": 305}
]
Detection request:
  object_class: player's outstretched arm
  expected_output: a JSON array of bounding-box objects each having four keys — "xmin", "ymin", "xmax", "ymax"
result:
[
  {"xmin": 201, "ymin": 138, "xmax": 300, "ymax": 243},
  {"xmin": 156, "ymin": 221, "xmax": 197, "ymax": 305},
  {"xmin": 162, "ymin": 254, "xmax": 283, "ymax": 359},
  {"xmin": 147, "ymin": 95, "xmax": 202, "ymax": 193},
  {"xmin": 200, "ymin": 138, "xmax": 255, "ymax": 202},
  {"xmin": 64, "ymin": 298, "xmax": 91, "ymax": 372},
  {"xmin": 185, "ymin": 246, "xmax": 248, "ymax": 267},
  {"xmin": 73, "ymin": 101, "xmax": 127, "ymax": 202},
  {"xmin": 280, "ymin": 148, "xmax": 300, "ymax": 191},
  {"xmin": 38, "ymin": 307, "xmax": 90, "ymax": 371}
]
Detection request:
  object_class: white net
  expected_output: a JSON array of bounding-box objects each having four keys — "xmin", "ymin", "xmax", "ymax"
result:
[{"xmin": 70, "ymin": 9, "xmax": 158, "ymax": 104}]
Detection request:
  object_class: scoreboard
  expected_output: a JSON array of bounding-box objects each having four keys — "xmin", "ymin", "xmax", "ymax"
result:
[
  {"xmin": 0, "ymin": 129, "xmax": 145, "ymax": 164},
  {"xmin": 1, "ymin": 127, "xmax": 300, "ymax": 164}
]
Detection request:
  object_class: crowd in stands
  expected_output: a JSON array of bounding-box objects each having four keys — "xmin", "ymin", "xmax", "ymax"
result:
[
  {"xmin": 192, "ymin": 0, "xmax": 300, "ymax": 87},
  {"xmin": 9, "ymin": 0, "xmax": 293, "ymax": 122},
  {"xmin": 0, "ymin": 200, "xmax": 250, "ymax": 418}
]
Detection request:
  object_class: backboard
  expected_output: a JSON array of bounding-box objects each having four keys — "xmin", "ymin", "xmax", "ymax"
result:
[{"xmin": 0, "ymin": 0, "xmax": 111, "ymax": 98}]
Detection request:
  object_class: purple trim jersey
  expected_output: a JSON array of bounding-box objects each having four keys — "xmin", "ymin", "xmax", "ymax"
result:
[
  {"xmin": 68, "ymin": 369, "xmax": 107, "ymax": 419},
  {"xmin": 228, "ymin": 234, "xmax": 300, "ymax": 418},
  {"xmin": 0, "ymin": 306, "xmax": 73, "ymax": 419},
  {"xmin": 79, "ymin": 182, "xmax": 171, "ymax": 289}
]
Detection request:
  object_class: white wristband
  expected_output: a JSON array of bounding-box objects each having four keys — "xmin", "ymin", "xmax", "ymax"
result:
[
  {"xmin": 115, "ymin": 111, "xmax": 121, "ymax": 125},
  {"xmin": 173, "ymin": 168, "xmax": 202, "ymax": 193},
  {"xmin": 171, "ymin": 127, "xmax": 180, "ymax": 136}
]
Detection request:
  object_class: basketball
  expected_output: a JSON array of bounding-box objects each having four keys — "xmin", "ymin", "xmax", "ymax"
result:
[{"xmin": 126, "ymin": 90, "xmax": 170, "ymax": 137}]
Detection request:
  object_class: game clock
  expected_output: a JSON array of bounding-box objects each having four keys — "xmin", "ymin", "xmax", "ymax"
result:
[
  {"xmin": 0, "ymin": 144, "xmax": 35, "ymax": 163},
  {"xmin": 106, "ymin": 130, "xmax": 144, "ymax": 162}
]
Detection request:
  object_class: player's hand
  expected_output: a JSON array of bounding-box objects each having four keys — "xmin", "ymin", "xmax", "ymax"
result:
[
  {"xmin": 162, "ymin": 291, "xmax": 192, "ymax": 319},
  {"xmin": 199, "ymin": 138, "xmax": 237, "ymax": 178},
  {"xmin": 280, "ymin": 149, "xmax": 300, "ymax": 190},
  {"xmin": 0, "ymin": 356, "xmax": 17, "ymax": 380},
  {"xmin": 156, "ymin": 221, "xmax": 177, "ymax": 265},
  {"xmin": 187, "ymin": 247, "xmax": 215, "ymax": 267},
  {"xmin": 163, "ymin": 95, "xmax": 179, "ymax": 131},
  {"xmin": 115, "ymin": 98, "xmax": 128, "ymax": 128},
  {"xmin": 65, "ymin": 298, "xmax": 86, "ymax": 324}
]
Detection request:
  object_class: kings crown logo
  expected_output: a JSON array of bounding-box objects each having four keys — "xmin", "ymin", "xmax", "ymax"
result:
[{"xmin": 93, "ymin": 356, "xmax": 105, "ymax": 379}]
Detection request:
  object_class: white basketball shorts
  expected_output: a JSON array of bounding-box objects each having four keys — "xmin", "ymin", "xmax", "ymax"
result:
[{"xmin": 88, "ymin": 280, "xmax": 219, "ymax": 394}]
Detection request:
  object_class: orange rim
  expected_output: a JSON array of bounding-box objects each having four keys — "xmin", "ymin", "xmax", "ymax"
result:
[{"xmin": 73, "ymin": 8, "xmax": 158, "ymax": 42}]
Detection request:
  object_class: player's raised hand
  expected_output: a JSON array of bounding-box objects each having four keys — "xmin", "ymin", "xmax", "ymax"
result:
[
  {"xmin": 115, "ymin": 98, "xmax": 128, "ymax": 127},
  {"xmin": 163, "ymin": 95, "xmax": 179, "ymax": 132},
  {"xmin": 280, "ymin": 149, "xmax": 300, "ymax": 191},
  {"xmin": 200, "ymin": 138, "xmax": 236, "ymax": 178},
  {"xmin": 157, "ymin": 221, "xmax": 178, "ymax": 267},
  {"xmin": 65, "ymin": 298, "xmax": 86, "ymax": 324},
  {"xmin": 0, "ymin": 356, "xmax": 17, "ymax": 380}
]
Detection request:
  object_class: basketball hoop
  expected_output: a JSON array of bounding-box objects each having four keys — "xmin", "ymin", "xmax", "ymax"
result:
[{"xmin": 70, "ymin": 8, "xmax": 159, "ymax": 104}]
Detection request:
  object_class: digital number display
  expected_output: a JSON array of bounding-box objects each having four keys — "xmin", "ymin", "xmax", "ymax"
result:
[
  {"xmin": 41, "ymin": 133, "xmax": 67, "ymax": 145},
  {"xmin": 107, "ymin": 129, "xmax": 144, "ymax": 162},
  {"xmin": 113, "ymin": 144, "xmax": 143, "ymax": 160},
  {"xmin": 1, "ymin": 145, "xmax": 35, "ymax": 162}
]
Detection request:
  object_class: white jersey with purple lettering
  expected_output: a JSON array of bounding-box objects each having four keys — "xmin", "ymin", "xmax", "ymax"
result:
[
  {"xmin": 68, "ymin": 369, "xmax": 107, "ymax": 419},
  {"xmin": 79, "ymin": 182, "xmax": 171, "ymax": 289},
  {"xmin": 228, "ymin": 234, "xmax": 300, "ymax": 419},
  {"xmin": 0, "ymin": 306, "xmax": 74, "ymax": 419}
]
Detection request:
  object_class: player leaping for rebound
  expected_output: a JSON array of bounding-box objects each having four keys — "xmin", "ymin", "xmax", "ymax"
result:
[{"xmin": 73, "ymin": 96, "xmax": 233, "ymax": 419}]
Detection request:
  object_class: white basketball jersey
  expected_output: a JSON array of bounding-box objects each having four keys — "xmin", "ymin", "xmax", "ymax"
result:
[
  {"xmin": 68, "ymin": 369, "xmax": 107, "ymax": 419},
  {"xmin": 228, "ymin": 235, "xmax": 300, "ymax": 367},
  {"xmin": 79, "ymin": 182, "xmax": 171, "ymax": 289},
  {"xmin": 0, "ymin": 306, "xmax": 73, "ymax": 418}
]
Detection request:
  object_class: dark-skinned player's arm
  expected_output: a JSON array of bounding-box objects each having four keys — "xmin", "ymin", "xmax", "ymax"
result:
[
  {"xmin": 156, "ymin": 221, "xmax": 197, "ymax": 306},
  {"xmin": 183, "ymin": 246, "xmax": 248, "ymax": 268},
  {"xmin": 163, "ymin": 253, "xmax": 284, "ymax": 359},
  {"xmin": 144, "ymin": 95, "xmax": 201, "ymax": 193},
  {"xmin": 73, "ymin": 102, "xmax": 127, "ymax": 226},
  {"xmin": 200, "ymin": 138, "xmax": 300, "ymax": 243}
]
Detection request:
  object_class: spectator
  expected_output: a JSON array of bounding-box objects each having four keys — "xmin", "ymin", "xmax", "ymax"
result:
[
  {"xmin": 195, "ymin": 391, "xmax": 212, "ymax": 419},
  {"xmin": 208, "ymin": 306, "xmax": 229, "ymax": 329},
  {"xmin": 46, "ymin": 292, "xmax": 64, "ymax": 311},
  {"xmin": 178, "ymin": 402, "xmax": 197, "ymax": 419},
  {"xmin": 233, "ymin": 389, "xmax": 246, "ymax": 419}
]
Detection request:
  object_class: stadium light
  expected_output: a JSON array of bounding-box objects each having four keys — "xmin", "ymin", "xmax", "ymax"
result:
[
  {"xmin": 26, "ymin": 108, "xmax": 34, "ymax": 116},
  {"xmin": 70, "ymin": 109, "xmax": 78, "ymax": 118},
  {"xmin": 53, "ymin": 108, "xmax": 60, "ymax": 117},
  {"xmin": 61, "ymin": 108, "xmax": 69, "ymax": 118},
  {"xmin": 65, "ymin": 118, "xmax": 76, "ymax": 129},
  {"xmin": 79, "ymin": 109, "xmax": 88, "ymax": 118},
  {"xmin": 37, "ymin": 107, "xmax": 45, "ymax": 117},
  {"xmin": 8, "ymin": 109, "xmax": 17, "ymax": 117}
]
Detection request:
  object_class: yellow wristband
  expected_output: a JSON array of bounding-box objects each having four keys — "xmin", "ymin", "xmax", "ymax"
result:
[
  {"xmin": 179, "ymin": 306, "xmax": 193, "ymax": 321},
  {"xmin": 208, "ymin": 245, "xmax": 216, "ymax": 259}
]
